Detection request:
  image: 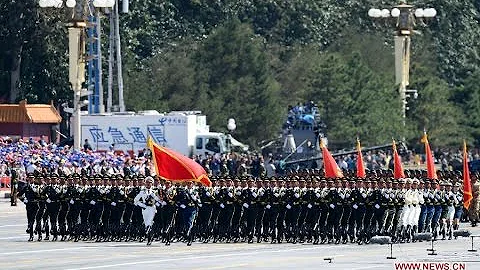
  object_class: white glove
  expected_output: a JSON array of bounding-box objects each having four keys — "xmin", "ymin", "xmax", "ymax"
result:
[
  {"xmin": 155, "ymin": 202, "xmax": 161, "ymax": 207},
  {"xmin": 236, "ymin": 191, "xmax": 241, "ymax": 196},
  {"xmin": 294, "ymin": 193, "xmax": 300, "ymax": 198},
  {"xmin": 286, "ymin": 204, "xmax": 292, "ymax": 209},
  {"xmin": 90, "ymin": 200, "xmax": 96, "ymax": 205},
  {"xmin": 180, "ymin": 204, "xmax": 186, "ymax": 209},
  {"xmin": 70, "ymin": 199, "xmax": 74, "ymax": 205},
  {"xmin": 111, "ymin": 202, "xmax": 116, "ymax": 206},
  {"xmin": 161, "ymin": 201, "xmax": 167, "ymax": 206},
  {"xmin": 266, "ymin": 205, "xmax": 271, "ymax": 209},
  {"xmin": 24, "ymin": 198, "xmax": 28, "ymax": 204},
  {"xmin": 228, "ymin": 192, "xmax": 233, "ymax": 197},
  {"xmin": 429, "ymin": 194, "xmax": 434, "ymax": 199},
  {"xmin": 274, "ymin": 193, "xmax": 279, "ymax": 197},
  {"xmin": 362, "ymin": 193, "xmax": 367, "ymax": 198},
  {"xmin": 316, "ymin": 193, "xmax": 321, "ymax": 198},
  {"xmin": 375, "ymin": 204, "xmax": 380, "ymax": 209},
  {"xmin": 353, "ymin": 204, "xmax": 358, "ymax": 209},
  {"xmin": 206, "ymin": 192, "xmax": 211, "ymax": 197},
  {"xmin": 259, "ymin": 191, "xmax": 264, "ymax": 196},
  {"xmin": 220, "ymin": 203, "xmax": 225, "ymax": 209},
  {"xmin": 243, "ymin": 203, "xmax": 249, "ymax": 209},
  {"xmin": 329, "ymin": 204, "xmax": 335, "ymax": 209},
  {"xmin": 198, "ymin": 203, "xmax": 202, "ymax": 207},
  {"xmin": 340, "ymin": 194, "xmax": 345, "ymax": 199},
  {"xmin": 120, "ymin": 191, "xmax": 124, "ymax": 195},
  {"xmin": 46, "ymin": 198, "xmax": 52, "ymax": 203},
  {"xmin": 252, "ymin": 192, "xmax": 257, "ymax": 198},
  {"xmin": 307, "ymin": 204, "xmax": 312, "ymax": 209}
]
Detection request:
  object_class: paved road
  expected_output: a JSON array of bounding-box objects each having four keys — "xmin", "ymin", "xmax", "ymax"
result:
[{"xmin": 1, "ymin": 199, "xmax": 480, "ymax": 270}]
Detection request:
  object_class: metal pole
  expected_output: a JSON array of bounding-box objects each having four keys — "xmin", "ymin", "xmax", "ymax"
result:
[
  {"xmin": 115, "ymin": 0, "xmax": 125, "ymax": 112},
  {"xmin": 107, "ymin": 11, "xmax": 114, "ymax": 112},
  {"xmin": 96, "ymin": 10, "xmax": 104, "ymax": 113},
  {"xmin": 68, "ymin": 26, "xmax": 85, "ymax": 150}
]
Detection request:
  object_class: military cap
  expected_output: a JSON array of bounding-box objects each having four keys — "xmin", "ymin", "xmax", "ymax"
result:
[
  {"xmin": 398, "ymin": 178, "xmax": 405, "ymax": 184},
  {"xmin": 27, "ymin": 173, "xmax": 35, "ymax": 178},
  {"xmin": 454, "ymin": 182, "xmax": 461, "ymax": 187},
  {"xmin": 145, "ymin": 176, "xmax": 154, "ymax": 183},
  {"xmin": 446, "ymin": 181, "xmax": 452, "ymax": 186}
]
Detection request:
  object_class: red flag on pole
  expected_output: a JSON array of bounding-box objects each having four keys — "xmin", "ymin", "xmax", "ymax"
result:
[
  {"xmin": 463, "ymin": 140, "xmax": 473, "ymax": 210},
  {"xmin": 393, "ymin": 139, "xmax": 405, "ymax": 179},
  {"xmin": 356, "ymin": 139, "xmax": 366, "ymax": 178},
  {"xmin": 421, "ymin": 132, "xmax": 437, "ymax": 180},
  {"xmin": 320, "ymin": 140, "xmax": 343, "ymax": 178},
  {"xmin": 147, "ymin": 137, "xmax": 212, "ymax": 186}
]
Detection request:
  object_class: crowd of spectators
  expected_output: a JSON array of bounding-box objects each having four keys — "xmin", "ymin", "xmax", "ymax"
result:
[
  {"xmin": 284, "ymin": 101, "xmax": 320, "ymax": 130},
  {"xmin": 0, "ymin": 136, "xmax": 479, "ymax": 184}
]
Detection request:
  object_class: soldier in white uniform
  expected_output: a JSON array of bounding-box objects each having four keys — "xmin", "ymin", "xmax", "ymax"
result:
[
  {"xmin": 134, "ymin": 176, "xmax": 161, "ymax": 245},
  {"xmin": 401, "ymin": 178, "xmax": 413, "ymax": 242},
  {"xmin": 409, "ymin": 178, "xmax": 424, "ymax": 241}
]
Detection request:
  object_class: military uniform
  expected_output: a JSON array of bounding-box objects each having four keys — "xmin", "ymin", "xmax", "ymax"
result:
[{"xmin": 18, "ymin": 174, "xmax": 39, "ymax": 241}]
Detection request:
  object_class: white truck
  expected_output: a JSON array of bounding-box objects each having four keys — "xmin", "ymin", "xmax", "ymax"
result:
[{"xmin": 79, "ymin": 110, "xmax": 247, "ymax": 157}]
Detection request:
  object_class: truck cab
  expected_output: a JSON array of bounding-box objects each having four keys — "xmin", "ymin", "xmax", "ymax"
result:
[{"xmin": 193, "ymin": 133, "xmax": 231, "ymax": 157}]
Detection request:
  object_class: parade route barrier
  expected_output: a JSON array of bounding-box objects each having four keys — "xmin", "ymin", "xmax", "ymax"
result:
[
  {"xmin": 453, "ymin": 229, "xmax": 471, "ymax": 239},
  {"xmin": 467, "ymin": 235, "xmax": 479, "ymax": 252},
  {"xmin": 370, "ymin": 236, "xmax": 395, "ymax": 259}
]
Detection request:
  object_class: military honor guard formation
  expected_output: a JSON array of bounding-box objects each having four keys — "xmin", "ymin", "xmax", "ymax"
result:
[
  {"xmin": 14, "ymin": 134, "xmax": 477, "ymax": 248},
  {"xmin": 17, "ymin": 170, "xmax": 472, "ymax": 247}
]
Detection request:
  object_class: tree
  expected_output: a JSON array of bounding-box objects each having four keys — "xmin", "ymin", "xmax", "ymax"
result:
[{"xmin": 192, "ymin": 20, "xmax": 282, "ymax": 144}]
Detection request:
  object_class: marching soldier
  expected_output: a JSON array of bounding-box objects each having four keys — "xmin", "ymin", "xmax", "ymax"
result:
[
  {"xmin": 242, "ymin": 178, "xmax": 258, "ymax": 243},
  {"xmin": 349, "ymin": 178, "xmax": 366, "ymax": 244},
  {"xmin": 453, "ymin": 182, "xmax": 464, "ymax": 231},
  {"xmin": 340, "ymin": 179, "xmax": 352, "ymax": 244},
  {"xmin": 175, "ymin": 180, "xmax": 200, "ymax": 245},
  {"xmin": 197, "ymin": 180, "xmax": 214, "ymax": 243},
  {"xmin": 58, "ymin": 175, "xmax": 69, "ymax": 241},
  {"xmin": 134, "ymin": 176, "xmax": 161, "ymax": 245},
  {"xmin": 316, "ymin": 179, "xmax": 329, "ymax": 244},
  {"xmin": 161, "ymin": 180, "xmax": 177, "ymax": 245},
  {"xmin": 18, "ymin": 173, "xmax": 39, "ymax": 241},
  {"xmin": 44, "ymin": 173, "xmax": 61, "ymax": 241},
  {"xmin": 34, "ymin": 175, "xmax": 46, "ymax": 241},
  {"xmin": 468, "ymin": 176, "xmax": 480, "ymax": 226}
]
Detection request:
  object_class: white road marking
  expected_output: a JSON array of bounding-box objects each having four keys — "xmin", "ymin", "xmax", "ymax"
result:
[
  {"xmin": 0, "ymin": 235, "xmax": 25, "ymax": 240},
  {"xmin": 65, "ymin": 246, "xmax": 344, "ymax": 270},
  {"xmin": 3, "ymin": 246, "xmax": 99, "ymax": 255},
  {"xmin": 0, "ymin": 224, "xmax": 26, "ymax": 228}
]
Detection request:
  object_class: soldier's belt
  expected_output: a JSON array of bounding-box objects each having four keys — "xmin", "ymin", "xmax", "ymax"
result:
[
  {"xmin": 203, "ymin": 202, "xmax": 212, "ymax": 204},
  {"xmin": 118, "ymin": 200, "xmax": 125, "ymax": 203},
  {"xmin": 250, "ymin": 202, "xmax": 256, "ymax": 204},
  {"xmin": 188, "ymin": 203, "xmax": 195, "ymax": 207},
  {"xmin": 226, "ymin": 202, "xmax": 233, "ymax": 205}
]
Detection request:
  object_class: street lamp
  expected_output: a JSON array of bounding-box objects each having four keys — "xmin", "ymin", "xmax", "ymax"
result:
[
  {"xmin": 38, "ymin": 0, "xmax": 115, "ymax": 150},
  {"xmin": 368, "ymin": 1, "xmax": 436, "ymax": 129}
]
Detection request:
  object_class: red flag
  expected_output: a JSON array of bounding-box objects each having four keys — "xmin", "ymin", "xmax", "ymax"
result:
[
  {"xmin": 393, "ymin": 139, "xmax": 405, "ymax": 179},
  {"xmin": 320, "ymin": 140, "xmax": 343, "ymax": 178},
  {"xmin": 463, "ymin": 140, "xmax": 473, "ymax": 210},
  {"xmin": 421, "ymin": 132, "xmax": 437, "ymax": 180},
  {"xmin": 147, "ymin": 137, "xmax": 211, "ymax": 186},
  {"xmin": 356, "ymin": 139, "xmax": 366, "ymax": 178}
]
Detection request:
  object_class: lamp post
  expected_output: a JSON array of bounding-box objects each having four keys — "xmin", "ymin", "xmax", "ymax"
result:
[
  {"xmin": 38, "ymin": 0, "xmax": 115, "ymax": 150},
  {"xmin": 368, "ymin": 1, "xmax": 436, "ymax": 128}
]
